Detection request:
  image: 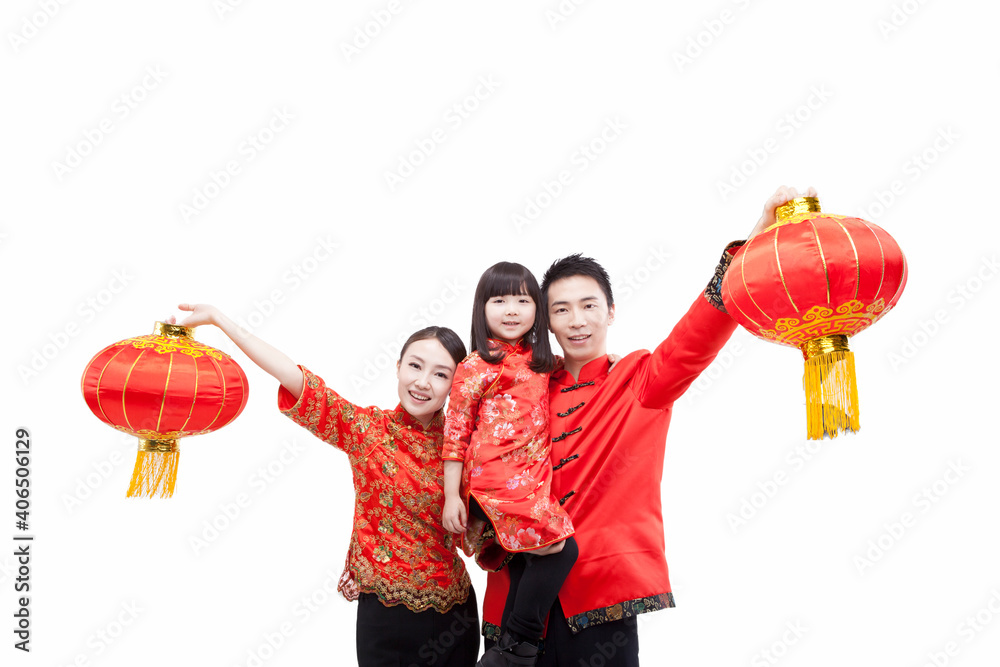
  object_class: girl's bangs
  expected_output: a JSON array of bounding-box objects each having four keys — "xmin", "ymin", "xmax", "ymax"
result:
[{"xmin": 482, "ymin": 267, "xmax": 532, "ymax": 299}]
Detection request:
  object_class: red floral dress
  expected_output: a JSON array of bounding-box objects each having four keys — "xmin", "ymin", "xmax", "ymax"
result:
[
  {"xmin": 278, "ymin": 365, "xmax": 471, "ymax": 613},
  {"xmin": 442, "ymin": 341, "xmax": 574, "ymax": 570}
]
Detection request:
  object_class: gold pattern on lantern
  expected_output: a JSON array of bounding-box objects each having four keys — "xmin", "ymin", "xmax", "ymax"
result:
[
  {"xmin": 858, "ymin": 219, "xmax": 887, "ymax": 301},
  {"xmin": 138, "ymin": 438, "xmax": 179, "ymax": 453},
  {"xmin": 774, "ymin": 227, "xmax": 799, "ymax": 312},
  {"xmin": 807, "ymin": 219, "xmax": 831, "ymax": 304},
  {"xmin": 767, "ymin": 196, "xmax": 825, "ymax": 231},
  {"xmin": 835, "ymin": 220, "xmax": 861, "ymax": 301},
  {"xmin": 740, "ymin": 235, "xmax": 772, "ymax": 323},
  {"xmin": 109, "ymin": 424, "xmax": 214, "ymax": 439},
  {"xmin": 153, "ymin": 321, "xmax": 195, "ymax": 339},
  {"xmin": 758, "ymin": 299, "xmax": 888, "ymax": 346},
  {"xmin": 116, "ymin": 335, "xmax": 228, "ymax": 360}
]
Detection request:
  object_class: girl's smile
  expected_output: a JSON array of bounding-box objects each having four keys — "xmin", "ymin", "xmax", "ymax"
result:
[{"xmin": 485, "ymin": 293, "xmax": 536, "ymax": 344}]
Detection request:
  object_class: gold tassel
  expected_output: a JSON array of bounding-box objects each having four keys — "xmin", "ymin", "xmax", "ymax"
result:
[
  {"xmin": 801, "ymin": 336, "xmax": 860, "ymax": 440},
  {"xmin": 127, "ymin": 439, "xmax": 179, "ymax": 498}
]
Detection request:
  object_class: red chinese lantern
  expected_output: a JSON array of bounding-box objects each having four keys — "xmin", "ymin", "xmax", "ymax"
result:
[
  {"xmin": 81, "ymin": 321, "xmax": 249, "ymax": 497},
  {"xmin": 722, "ymin": 197, "xmax": 907, "ymax": 439}
]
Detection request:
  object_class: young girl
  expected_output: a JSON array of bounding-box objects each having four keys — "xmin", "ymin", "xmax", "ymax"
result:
[
  {"xmin": 167, "ymin": 305, "xmax": 479, "ymax": 667},
  {"xmin": 442, "ymin": 262, "xmax": 579, "ymax": 666}
]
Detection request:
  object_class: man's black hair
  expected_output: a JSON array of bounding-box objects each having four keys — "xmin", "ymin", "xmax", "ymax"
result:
[{"xmin": 540, "ymin": 253, "xmax": 614, "ymax": 308}]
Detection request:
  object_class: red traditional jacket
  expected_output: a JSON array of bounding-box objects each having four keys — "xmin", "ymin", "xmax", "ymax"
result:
[
  {"xmin": 482, "ymin": 241, "xmax": 744, "ymax": 636},
  {"xmin": 443, "ymin": 342, "xmax": 575, "ymax": 569},
  {"xmin": 278, "ymin": 365, "xmax": 471, "ymax": 613}
]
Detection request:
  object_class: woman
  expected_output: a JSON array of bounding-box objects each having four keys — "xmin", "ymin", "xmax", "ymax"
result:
[{"xmin": 168, "ymin": 303, "xmax": 479, "ymax": 667}]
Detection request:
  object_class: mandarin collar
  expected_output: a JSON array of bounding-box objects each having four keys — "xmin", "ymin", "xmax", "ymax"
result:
[
  {"xmin": 553, "ymin": 354, "xmax": 610, "ymax": 386},
  {"xmin": 393, "ymin": 405, "xmax": 443, "ymax": 434},
  {"xmin": 486, "ymin": 338, "xmax": 525, "ymax": 353}
]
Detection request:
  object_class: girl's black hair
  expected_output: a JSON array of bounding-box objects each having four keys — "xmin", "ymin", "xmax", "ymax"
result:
[
  {"xmin": 399, "ymin": 326, "xmax": 467, "ymax": 368},
  {"xmin": 470, "ymin": 261, "xmax": 555, "ymax": 373}
]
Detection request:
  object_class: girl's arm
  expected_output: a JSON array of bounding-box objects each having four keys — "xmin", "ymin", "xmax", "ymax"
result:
[
  {"xmin": 441, "ymin": 355, "xmax": 485, "ymax": 534},
  {"xmin": 442, "ymin": 461, "xmax": 466, "ymax": 533},
  {"xmin": 171, "ymin": 303, "xmax": 304, "ymax": 399}
]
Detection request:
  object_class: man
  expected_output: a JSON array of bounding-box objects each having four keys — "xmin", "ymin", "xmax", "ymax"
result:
[{"xmin": 481, "ymin": 186, "xmax": 816, "ymax": 666}]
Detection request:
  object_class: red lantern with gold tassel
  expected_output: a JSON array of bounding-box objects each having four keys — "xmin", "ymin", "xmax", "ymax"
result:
[
  {"xmin": 721, "ymin": 197, "xmax": 907, "ymax": 439},
  {"xmin": 81, "ymin": 321, "xmax": 249, "ymax": 497}
]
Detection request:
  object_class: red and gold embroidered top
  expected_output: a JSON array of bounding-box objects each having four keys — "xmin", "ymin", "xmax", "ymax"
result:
[
  {"xmin": 278, "ymin": 365, "xmax": 471, "ymax": 613},
  {"xmin": 442, "ymin": 342, "xmax": 574, "ymax": 567}
]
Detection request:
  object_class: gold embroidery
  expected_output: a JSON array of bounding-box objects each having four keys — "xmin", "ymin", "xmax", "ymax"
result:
[
  {"xmin": 114, "ymin": 335, "xmax": 228, "ymax": 360},
  {"xmin": 774, "ymin": 227, "xmax": 799, "ymax": 312},
  {"xmin": 346, "ymin": 562, "xmax": 471, "ymax": 614},
  {"xmin": 858, "ymin": 219, "xmax": 886, "ymax": 301},
  {"xmin": 281, "ymin": 367, "xmax": 469, "ymax": 613},
  {"xmin": 759, "ymin": 298, "xmax": 887, "ymax": 346},
  {"xmin": 836, "ymin": 219, "xmax": 861, "ymax": 301},
  {"xmin": 740, "ymin": 235, "xmax": 773, "ymax": 322},
  {"xmin": 807, "ymin": 219, "xmax": 831, "ymax": 304}
]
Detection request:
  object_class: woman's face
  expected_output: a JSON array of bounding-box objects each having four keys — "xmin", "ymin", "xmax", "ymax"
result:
[{"xmin": 396, "ymin": 338, "xmax": 457, "ymax": 426}]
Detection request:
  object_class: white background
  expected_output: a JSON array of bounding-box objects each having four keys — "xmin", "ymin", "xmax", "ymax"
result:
[{"xmin": 2, "ymin": 1, "xmax": 998, "ymax": 665}]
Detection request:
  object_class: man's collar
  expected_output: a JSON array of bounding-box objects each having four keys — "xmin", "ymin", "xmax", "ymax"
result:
[{"xmin": 553, "ymin": 354, "xmax": 610, "ymax": 385}]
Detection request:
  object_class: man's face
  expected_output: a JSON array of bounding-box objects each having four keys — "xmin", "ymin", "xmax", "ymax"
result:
[{"xmin": 546, "ymin": 275, "xmax": 615, "ymax": 366}]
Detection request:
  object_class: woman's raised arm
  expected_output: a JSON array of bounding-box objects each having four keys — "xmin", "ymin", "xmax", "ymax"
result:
[{"xmin": 169, "ymin": 303, "xmax": 304, "ymax": 400}]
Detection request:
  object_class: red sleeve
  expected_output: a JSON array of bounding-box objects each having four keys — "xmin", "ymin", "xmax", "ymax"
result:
[
  {"xmin": 631, "ymin": 294, "xmax": 738, "ymax": 409},
  {"xmin": 442, "ymin": 354, "xmax": 488, "ymax": 462},
  {"xmin": 277, "ymin": 364, "xmax": 372, "ymax": 454},
  {"xmin": 631, "ymin": 241, "xmax": 745, "ymax": 409}
]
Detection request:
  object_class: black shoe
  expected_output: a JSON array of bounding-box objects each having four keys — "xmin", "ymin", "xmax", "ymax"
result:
[{"xmin": 476, "ymin": 632, "xmax": 539, "ymax": 667}]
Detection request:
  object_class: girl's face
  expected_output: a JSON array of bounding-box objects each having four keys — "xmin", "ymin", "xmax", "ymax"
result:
[
  {"xmin": 484, "ymin": 292, "xmax": 536, "ymax": 345},
  {"xmin": 396, "ymin": 338, "xmax": 457, "ymax": 426}
]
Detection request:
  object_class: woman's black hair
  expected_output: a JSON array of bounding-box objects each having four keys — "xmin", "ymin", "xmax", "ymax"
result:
[
  {"xmin": 470, "ymin": 261, "xmax": 555, "ymax": 373},
  {"xmin": 398, "ymin": 326, "xmax": 467, "ymax": 368}
]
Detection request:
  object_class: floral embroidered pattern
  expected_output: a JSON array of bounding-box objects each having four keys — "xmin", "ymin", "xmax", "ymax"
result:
[
  {"xmin": 280, "ymin": 365, "xmax": 471, "ymax": 614},
  {"xmin": 442, "ymin": 344, "xmax": 574, "ymax": 564},
  {"xmin": 704, "ymin": 239, "xmax": 746, "ymax": 313},
  {"xmin": 564, "ymin": 592, "xmax": 675, "ymax": 634},
  {"xmin": 483, "ymin": 620, "xmax": 501, "ymax": 642}
]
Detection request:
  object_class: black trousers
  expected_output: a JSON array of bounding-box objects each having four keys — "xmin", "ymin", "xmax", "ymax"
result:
[
  {"xmin": 356, "ymin": 588, "xmax": 479, "ymax": 667},
  {"xmin": 488, "ymin": 596, "xmax": 639, "ymax": 667},
  {"xmin": 471, "ymin": 499, "xmax": 578, "ymax": 643}
]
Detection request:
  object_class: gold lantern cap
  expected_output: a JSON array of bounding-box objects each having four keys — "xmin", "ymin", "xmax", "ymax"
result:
[
  {"xmin": 766, "ymin": 196, "xmax": 823, "ymax": 232},
  {"xmin": 153, "ymin": 321, "xmax": 195, "ymax": 339}
]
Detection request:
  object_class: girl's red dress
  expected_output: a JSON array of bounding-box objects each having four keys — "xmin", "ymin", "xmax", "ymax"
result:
[
  {"xmin": 442, "ymin": 341, "xmax": 574, "ymax": 570},
  {"xmin": 278, "ymin": 364, "xmax": 471, "ymax": 613}
]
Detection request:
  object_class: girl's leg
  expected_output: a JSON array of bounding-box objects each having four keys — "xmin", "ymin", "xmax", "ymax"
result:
[
  {"xmin": 471, "ymin": 496, "xmax": 525, "ymax": 637},
  {"xmin": 506, "ymin": 536, "xmax": 579, "ymax": 643}
]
